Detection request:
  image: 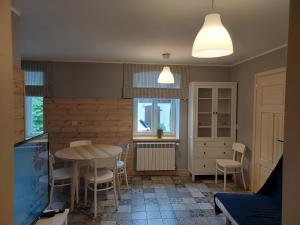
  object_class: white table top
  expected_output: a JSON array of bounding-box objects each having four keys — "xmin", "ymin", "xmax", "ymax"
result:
[{"xmin": 55, "ymin": 144, "xmax": 122, "ymax": 161}]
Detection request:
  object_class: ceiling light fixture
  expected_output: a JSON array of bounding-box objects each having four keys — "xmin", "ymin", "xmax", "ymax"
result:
[
  {"xmin": 192, "ymin": 0, "xmax": 233, "ymax": 58},
  {"xmin": 158, "ymin": 53, "xmax": 175, "ymax": 84}
]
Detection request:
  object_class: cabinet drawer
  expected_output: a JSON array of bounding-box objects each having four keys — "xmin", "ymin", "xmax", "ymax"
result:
[
  {"xmin": 195, "ymin": 141, "xmax": 232, "ymax": 148},
  {"xmin": 194, "ymin": 159, "xmax": 216, "ymax": 173},
  {"xmin": 195, "ymin": 147, "xmax": 233, "ymax": 158}
]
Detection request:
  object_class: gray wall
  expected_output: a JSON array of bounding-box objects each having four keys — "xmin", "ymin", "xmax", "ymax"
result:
[
  {"xmin": 48, "ymin": 62, "xmax": 231, "ymax": 170},
  {"xmin": 50, "ymin": 62, "xmax": 124, "ymax": 98},
  {"xmin": 230, "ymin": 47, "xmax": 288, "ymax": 184}
]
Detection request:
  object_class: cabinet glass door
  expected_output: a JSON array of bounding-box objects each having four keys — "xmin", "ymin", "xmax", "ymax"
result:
[
  {"xmin": 216, "ymin": 88, "xmax": 232, "ymax": 138},
  {"xmin": 197, "ymin": 88, "xmax": 213, "ymax": 138}
]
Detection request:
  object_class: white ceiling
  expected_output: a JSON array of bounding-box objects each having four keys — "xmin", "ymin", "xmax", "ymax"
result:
[{"xmin": 14, "ymin": 0, "xmax": 290, "ymax": 65}]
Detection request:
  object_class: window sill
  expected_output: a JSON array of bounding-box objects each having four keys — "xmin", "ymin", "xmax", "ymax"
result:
[{"xmin": 133, "ymin": 136, "xmax": 180, "ymax": 143}]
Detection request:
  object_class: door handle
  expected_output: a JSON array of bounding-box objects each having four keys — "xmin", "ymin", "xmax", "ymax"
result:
[{"xmin": 277, "ymin": 139, "xmax": 284, "ymax": 143}]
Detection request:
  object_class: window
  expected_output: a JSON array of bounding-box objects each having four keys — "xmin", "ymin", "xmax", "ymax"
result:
[
  {"xmin": 134, "ymin": 98, "xmax": 179, "ymax": 136},
  {"xmin": 25, "ymin": 96, "xmax": 44, "ymax": 138},
  {"xmin": 24, "ymin": 69, "xmax": 46, "ymax": 139}
]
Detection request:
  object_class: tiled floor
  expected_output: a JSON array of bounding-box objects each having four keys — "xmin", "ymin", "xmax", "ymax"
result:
[{"xmin": 53, "ymin": 176, "xmax": 245, "ymax": 225}]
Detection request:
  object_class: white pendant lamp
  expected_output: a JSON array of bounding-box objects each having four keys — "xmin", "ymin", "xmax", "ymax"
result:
[
  {"xmin": 158, "ymin": 53, "xmax": 175, "ymax": 84},
  {"xmin": 192, "ymin": 0, "xmax": 233, "ymax": 58}
]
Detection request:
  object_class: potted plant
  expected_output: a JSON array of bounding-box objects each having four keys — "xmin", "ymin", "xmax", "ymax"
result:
[{"xmin": 157, "ymin": 124, "xmax": 166, "ymax": 138}]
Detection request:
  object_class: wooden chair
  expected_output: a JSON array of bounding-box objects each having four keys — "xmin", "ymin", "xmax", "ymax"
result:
[
  {"xmin": 84, "ymin": 155, "xmax": 119, "ymax": 218},
  {"xmin": 215, "ymin": 142, "xmax": 247, "ymax": 191},
  {"xmin": 117, "ymin": 143, "xmax": 129, "ymax": 190},
  {"xmin": 39, "ymin": 153, "xmax": 78, "ymax": 207}
]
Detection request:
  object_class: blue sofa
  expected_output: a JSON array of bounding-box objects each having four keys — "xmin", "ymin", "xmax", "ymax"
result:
[{"xmin": 214, "ymin": 157, "xmax": 282, "ymax": 225}]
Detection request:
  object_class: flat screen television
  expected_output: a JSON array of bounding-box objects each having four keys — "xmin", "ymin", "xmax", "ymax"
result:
[{"xmin": 14, "ymin": 133, "xmax": 49, "ymax": 225}]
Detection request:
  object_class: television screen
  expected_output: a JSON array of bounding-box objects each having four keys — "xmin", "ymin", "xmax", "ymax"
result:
[{"xmin": 14, "ymin": 133, "xmax": 49, "ymax": 225}]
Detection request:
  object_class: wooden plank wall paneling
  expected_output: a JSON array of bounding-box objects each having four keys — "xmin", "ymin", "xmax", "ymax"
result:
[
  {"xmin": 14, "ymin": 68, "xmax": 25, "ymax": 143},
  {"xmin": 44, "ymin": 98, "xmax": 135, "ymax": 175}
]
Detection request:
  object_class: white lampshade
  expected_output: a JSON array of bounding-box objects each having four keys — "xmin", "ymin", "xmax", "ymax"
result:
[
  {"xmin": 192, "ymin": 13, "xmax": 233, "ymax": 58},
  {"xmin": 158, "ymin": 66, "xmax": 175, "ymax": 84}
]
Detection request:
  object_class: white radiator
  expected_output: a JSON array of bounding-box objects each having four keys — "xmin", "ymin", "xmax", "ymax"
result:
[{"xmin": 136, "ymin": 142, "xmax": 176, "ymax": 171}]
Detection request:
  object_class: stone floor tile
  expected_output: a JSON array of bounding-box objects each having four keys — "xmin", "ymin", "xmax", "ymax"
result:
[
  {"xmin": 163, "ymin": 219, "xmax": 179, "ymax": 225},
  {"xmin": 132, "ymin": 219, "xmax": 148, "ymax": 225},
  {"xmin": 116, "ymin": 220, "xmax": 133, "ymax": 225},
  {"xmin": 146, "ymin": 211, "xmax": 162, "ymax": 219},
  {"xmin": 100, "ymin": 221, "xmax": 117, "ymax": 225},
  {"xmin": 160, "ymin": 210, "xmax": 176, "ymax": 219},
  {"xmin": 132, "ymin": 212, "xmax": 147, "ymax": 220},
  {"xmin": 197, "ymin": 203, "xmax": 214, "ymax": 210},
  {"xmin": 145, "ymin": 204, "xmax": 160, "ymax": 212},
  {"xmin": 147, "ymin": 219, "xmax": 164, "ymax": 225},
  {"xmin": 171, "ymin": 203, "xmax": 186, "ymax": 211}
]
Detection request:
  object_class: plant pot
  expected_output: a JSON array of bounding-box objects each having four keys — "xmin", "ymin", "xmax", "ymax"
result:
[{"xmin": 157, "ymin": 129, "xmax": 163, "ymax": 138}]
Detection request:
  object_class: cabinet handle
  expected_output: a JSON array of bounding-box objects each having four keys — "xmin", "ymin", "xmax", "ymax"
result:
[
  {"xmin": 224, "ymin": 143, "xmax": 226, "ymax": 146},
  {"xmin": 204, "ymin": 143, "xmax": 207, "ymax": 146},
  {"xmin": 224, "ymin": 152, "xmax": 226, "ymax": 154},
  {"xmin": 277, "ymin": 139, "xmax": 284, "ymax": 143},
  {"xmin": 204, "ymin": 151, "xmax": 206, "ymax": 155},
  {"xmin": 203, "ymin": 164, "xmax": 206, "ymax": 168}
]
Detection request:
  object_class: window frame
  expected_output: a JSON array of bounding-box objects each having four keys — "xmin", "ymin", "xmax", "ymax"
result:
[{"xmin": 133, "ymin": 98, "xmax": 179, "ymax": 137}]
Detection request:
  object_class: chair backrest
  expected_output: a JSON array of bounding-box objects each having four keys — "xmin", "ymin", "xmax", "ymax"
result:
[
  {"xmin": 232, "ymin": 142, "xmax": 246, "ymax": 164},
  {"xmin": 91, "ymin": 154, "xmax": 120, "ymax": 180},
  {"xmin": 118, "ymin": 143, "xmax": 129, "ymax": 163},
  {"xmin": 70, "ymin": 140, "xmax": 92, "ymax": 147}
]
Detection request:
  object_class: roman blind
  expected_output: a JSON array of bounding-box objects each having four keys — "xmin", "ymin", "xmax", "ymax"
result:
[
  {"xmin": 123, "ymin": 64, "xmax": 189, "ymax": 99},
  {"xmin": 21, "ymin": 61, "xmax": 52, "ymax": 96}
]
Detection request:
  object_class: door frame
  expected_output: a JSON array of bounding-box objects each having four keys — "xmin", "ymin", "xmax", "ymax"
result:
[{"xmin": 250, "ymin": 67, "xmax": 286, "ymax": 192}]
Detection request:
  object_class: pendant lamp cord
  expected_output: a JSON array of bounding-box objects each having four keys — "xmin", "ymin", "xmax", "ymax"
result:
[{"xmin": 211, "ymin": 0, "xmax": 215, "ymax": 10}]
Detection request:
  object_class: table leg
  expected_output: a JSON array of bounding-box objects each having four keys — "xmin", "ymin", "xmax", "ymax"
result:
[
  {"xmin": 116, "ymin": 173, "xmax": 121, "ymax": 200},
  {"xmin": 70, "ymin": 161, "xmax": 78, "ymax": 211}
]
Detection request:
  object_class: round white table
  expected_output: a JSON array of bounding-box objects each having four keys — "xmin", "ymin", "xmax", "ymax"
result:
[{"xmin": 55, "ymin": 144, "xmax": 122, "ymax": 211}]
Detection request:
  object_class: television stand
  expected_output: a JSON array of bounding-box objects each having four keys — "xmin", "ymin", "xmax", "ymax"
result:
[{"xmin": 36, "ymin": 209, "xmax": 69, "ymax": 225}]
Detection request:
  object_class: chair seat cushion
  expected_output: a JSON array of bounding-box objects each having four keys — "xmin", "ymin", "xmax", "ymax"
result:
[
  {"xmin": 85, "ymin": 168, "xmax": 114, "ymax": 184},
  {"xmin": 215, "ymin": 193, "xmax": 281, "ymax": 225},
  {"xmin": 53, "ymin": 167, "xmax": 73, "ymax": 180},
  {"xmin": 117, "ymin": 160, "xmax": 125, "ymax": 169},
  {"xmin": 216, "ymin": 159, "xmax": 241, "ymax": 168}
]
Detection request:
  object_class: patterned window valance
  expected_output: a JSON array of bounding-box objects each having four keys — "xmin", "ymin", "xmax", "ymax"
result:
[
  {"xmin": 123, "ymin": 64, "xmax": 189, "ymax": 99},
  {"xmin": 21, "ymin": 61, "xmax": 52, "ymax": 97}
]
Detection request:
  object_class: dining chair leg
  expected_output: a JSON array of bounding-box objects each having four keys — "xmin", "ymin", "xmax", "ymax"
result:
[
  {"xmin": 124, "ymin": 167, "xmax": 129, "ymax": 190},
  {"xmin": 241, "ymin": 167, "xmax": 247, "ymax": 190},
  {"xmin": 116, "ymin": 173, "xmax": 121, "ymax": 200},
  {"xmin": 76, "ymin": 177, "xmax": 79, "ymax": 204},
  {"xmin": 215, "ymin": 164, "xmax": 218, "ymax": 184},
  {"xmin": 70, "ymin": 161, "xmax": 78, "ymax": 211},
  {"xmin": 49, "ymin": 179, "xmax": 55, "ymax": 208},
  {"xmin": 113, "ymin": 181, "xmax": 118, "ymax": 211},
  {"xmin": 84, "ymin": 178, "xmax": 88, "ymax": 205},
  {"xmin": 224, "ymin": 168, "xmax": 227, "ymax": 191},
  {"xmin": 93, "ymin": 182, "xmax": 97, "ymax": 218}
]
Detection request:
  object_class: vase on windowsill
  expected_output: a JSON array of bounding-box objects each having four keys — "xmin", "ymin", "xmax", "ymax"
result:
[{"xmin": 157, "ymin": 129, "xmax": 163, "ymax": 138}]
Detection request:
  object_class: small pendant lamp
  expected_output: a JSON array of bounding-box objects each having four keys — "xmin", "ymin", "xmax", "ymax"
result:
[
  {"xmin": 192, "ymin": 0, "xmax": 233, "ymax": 58},
  {"xmin": 158, "ymin": 53, "xmax": 175, "ymax": 84}
]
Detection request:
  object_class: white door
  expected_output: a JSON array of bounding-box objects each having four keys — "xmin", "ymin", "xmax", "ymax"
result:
[{"xmin": 253, "ymin": 68, "xmax": 286, "ymax": 192}]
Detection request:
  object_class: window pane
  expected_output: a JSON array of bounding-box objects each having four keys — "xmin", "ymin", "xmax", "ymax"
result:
[
  {"xmin": 32, "ymin": 97, "xmax": 44, "ymax": 133},
  {"xmin": 25, "ymin": 71, "xmax": 44, "ymax": 86},
  {"xmin": 26, "ymin": 96, "xmax": 44, "ymax": 138},
  {"xmin": 157, "ymin": 99, "xmax": 173, "ymax": 133},
  {"xmin": 136, "ymin": 99, "xmax": 153, "ymax": 133}
]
